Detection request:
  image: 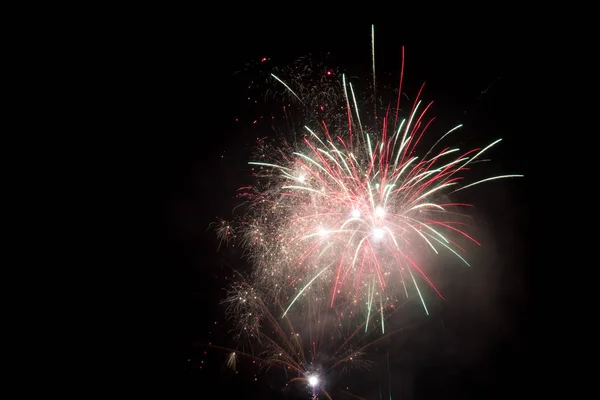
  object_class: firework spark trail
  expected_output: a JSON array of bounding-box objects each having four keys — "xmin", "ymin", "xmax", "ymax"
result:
[
  {"xmin": 371, "ymin": 24, "xmax": 376, "ymax": 122},
  {"xmin": 394, "ymin": 46, "xmax": 405, "ymax": 130}
]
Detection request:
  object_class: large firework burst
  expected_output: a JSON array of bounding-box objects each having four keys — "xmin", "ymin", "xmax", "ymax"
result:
[
  {"xmin": 235, "ymin": 74, "xmax": 522, "ymax": 322},
  {"xmin": 213, "ymin": 26, "xmax": 523, "ymax": 397}
]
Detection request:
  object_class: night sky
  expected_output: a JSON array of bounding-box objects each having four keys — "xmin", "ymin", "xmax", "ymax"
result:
[{"xmin": 155, "ymin": 25, "xmax": 532, "ymax": 399}]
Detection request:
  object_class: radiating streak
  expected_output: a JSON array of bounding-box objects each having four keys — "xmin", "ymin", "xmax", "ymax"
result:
[
  {"xmin": 317, "ymin": 243, "xmax": 333, "ymax": 258},
  {"xmin": 392, "ymin": 119, "xmax": 406, "ymax": 149},
  {"xmin": 400, "ymin": 100, "xmax": 421, "ymax": 154},
  {"xmin": 400, "ymin": 271, "xmax": 408, "ymax": 298},
  {"xmin": 249, "ymin": 162, "xmax": 291, "ymax": 171},
  {"xmin": 394, "ymin": 135, "xmax": 411, "ymax": 168},
  {"xmin": 392, "ymin": 157, "xmax": 418, "ymax": 185},
  {"xmin": 380, "ymin": 292, "xmax": 385, "ymax": 334},
  {"xmin": 292, "ymin": 152, "xmax": 342, "ymax": 187},
  {"xmin": 450, "ymin": 175, "xmax": 524, "ymax": 194},
  {"xmin": 365, "ymin": 279, "xmax": 375, "ymax": 332},
  {"xmin": 408, "ymin": 203, "xmax": 445, "ymax": 212},
  {"xmin": 340, "ymin": 218, "xmax": 369, "ymax": 229},
  {"xmin": 444, "ymin": 138, "xmax": 503, "ymax": 183},
  {"xmin": 366, "ymin": 181, "xmax": 375, "ymax": 209},
  {"xmin": 405, "ymin": 217, "xmax": 450, "ymax": 244},
  {"xmin": 403, "ymin": 168, "xmax": 442, "ymax": 186},
  {"xmin": 424, "ymin": 232, "xmax": 470, "ymax": 266},
  {"xmin": 383, "ymin": 184, "xmax": 396, "ymax": 207},
  {"xmin": 351, "ymin": 236, "xmax": 371, "ymax": 272},
  {"xmin": 282, "ymin": 264, "xmax": 332, "ymax": 318},
  {"xmin": 371, "ymin": 24, "xmax": 377, "ymax": 120},
  {"xmin": 328, "ymin": 148, "xmax": 354, "ymax": 177},
  {"xmin": 305, "ymin": 126, "xmax": 326, "ymax": 146},
  {"xmin": 318, "ymin": 148, "xmax": 346, "ymax": 174},
  {"xmin": 271, "ymin": 74, "xmax": 304, "ymax": 104},
  {"xmin": 342, "ymin": 74, "xmax": 354, "ymax": 130},
  {"xmin": 349, "ymin": 82, "xmax": 363, "ymax": 135},
  {"xmin": 379, "ymin": 227, "xmax": 398, "ymax": 248},
  {"xmin": 407, "ymin": 182, "xmax": 457, "ymax": 208},
  {"xmin": 408, "ymin": 268, "xmax": 429, "ymax": 315},
  {"xmin": 423, "ymin": 124, "xmax": 463, "ymax": 160},
  {"xmin": 406, "ymin": 224, "xmax": 438, "ymax": 254},
  {"xmin": 426, "ymin": 148, "xmax": 460, "ymax": 163}
]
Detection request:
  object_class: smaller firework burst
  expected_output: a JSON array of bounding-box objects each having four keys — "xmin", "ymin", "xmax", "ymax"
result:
[
  {"xmin": 339, "ymin": 350, "xmax": 374, "ymax": 374},
  {"xmin": 221, "ymin": 281, "xmax": 265, "ymax": 343},
  {"xmin": 209, "ymin": 218, "xmax": 235, "ymax": 250},
  {"xmin": 226, "ymin": 351, "xmax": 237, "ymax": 371}
]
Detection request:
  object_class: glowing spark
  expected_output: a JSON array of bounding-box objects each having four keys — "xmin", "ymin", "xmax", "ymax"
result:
[
  {"xmin": 318, "ymin": 228, "xmax": 329, "ymax": 237},
  {"xmin": 372, "ymin": 228, "xmax": 385, "ymax": 241}
]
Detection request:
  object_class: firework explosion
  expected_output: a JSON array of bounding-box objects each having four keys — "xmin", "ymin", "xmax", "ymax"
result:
[
  {"xmin": 234, "ymin": 76, "xmax": 522, "ymax": 323},
  {"xmin": 213, "ymin": 26, "xmax": 523, "ymax": 397}
]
